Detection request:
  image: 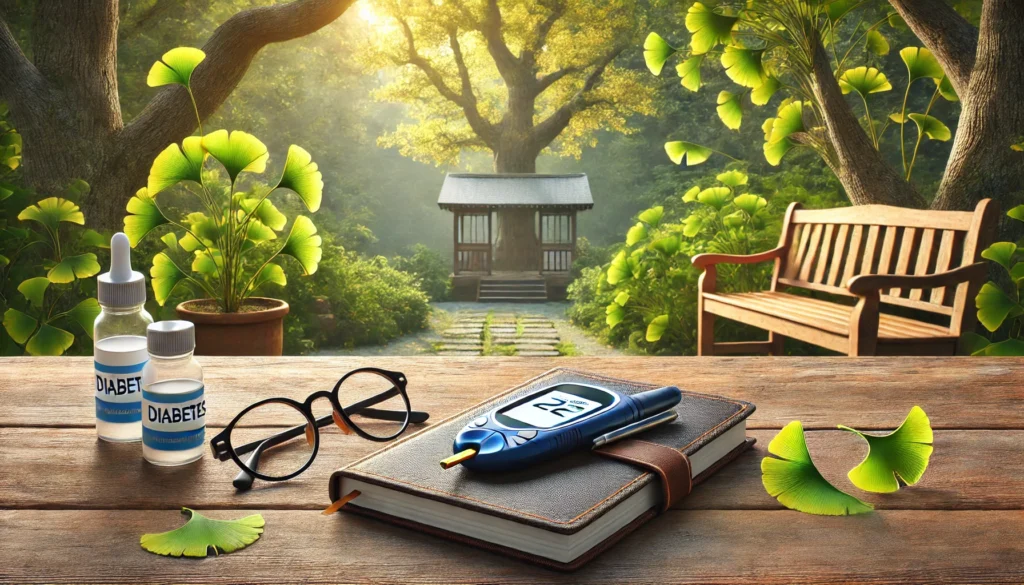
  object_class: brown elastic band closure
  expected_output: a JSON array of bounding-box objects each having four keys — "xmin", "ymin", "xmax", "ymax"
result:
[
  {"xmin": 593, "ymin": 439, "xmax": 692, "ymax": 512},
  {"xmin": 322, "ymin": 490, "xmax": 361, "ymax": 515}
]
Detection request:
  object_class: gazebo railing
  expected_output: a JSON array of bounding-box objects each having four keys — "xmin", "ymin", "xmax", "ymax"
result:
[
  {"xmin": 540, "ymin": 243, "xmax": 573, "ymax": 273},
  {"xmin": 455, "ymin": 243, "xmax": 491, "ymax": 274}
]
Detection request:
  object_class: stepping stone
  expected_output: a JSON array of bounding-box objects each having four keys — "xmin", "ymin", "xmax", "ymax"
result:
[
  {"xmin": 438, "ymin": 350, "xmax": 482, "ymax": 356},
  {"xmin": 512, "ymin": 344, "xmax": 559, "ymax": 352},
  {"xmin": 489, "ymin": 327, "xmax": 518, "ymax": 334},
  {"xmin": 521, "ymin": 324, "xmax": 554, "ymax": 329},
  {"xmin": 438, "ymin": 343, "xmax": 483, "ymax": 350},
  {"xmin": 444, "ymin": 327, "xmax": 482, "ymax": 334},
  {"xmin": 516, "ymin": 350, "xmax": 561, "ymax": 357}
]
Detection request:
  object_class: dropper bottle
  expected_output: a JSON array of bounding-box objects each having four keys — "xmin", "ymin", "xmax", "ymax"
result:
[{"xmin": 94, "ymin": 232, "xmax": 153, "ymax": 442}]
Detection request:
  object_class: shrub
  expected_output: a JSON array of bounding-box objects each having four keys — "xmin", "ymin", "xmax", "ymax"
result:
[
  {"xmin": 278, "ymin": 244, "xmax": 430, "ymax": 351},
  {"xmin": 392, "ymin": 244, "xmax": 451, "ymax": 301}
]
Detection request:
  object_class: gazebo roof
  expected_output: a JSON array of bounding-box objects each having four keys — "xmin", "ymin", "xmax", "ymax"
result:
[{"xmin": 437, "ymin": 173, "xmax": 594, "ymax": 210}]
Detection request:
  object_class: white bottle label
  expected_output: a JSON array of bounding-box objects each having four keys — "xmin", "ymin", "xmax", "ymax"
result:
[
  {"xmin": 94, "ymin": 336, "xmax": 148, "ymax": 424},
  {"xmin": 142, "ymin": 380, "xmax": 206, "ymax": 452}
]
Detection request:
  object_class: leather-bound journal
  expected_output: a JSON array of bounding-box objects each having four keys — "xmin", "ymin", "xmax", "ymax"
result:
[{"xmin": 328, "ymin": 368, "xmax": 755, "ymax": 571}]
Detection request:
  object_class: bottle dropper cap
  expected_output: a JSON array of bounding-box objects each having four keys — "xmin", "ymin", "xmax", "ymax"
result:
[
  {"xmin": 147, "ymin": 320, "xmax": 195, "ymax": 357},
  {"xmin": 97, "ymin": 232, "xmax": 146, "ymax": 307}
]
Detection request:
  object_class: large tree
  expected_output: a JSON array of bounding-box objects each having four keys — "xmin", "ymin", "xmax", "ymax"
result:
[
  {"xmin": 361, "ymin": 0, "xmax": 655, "ymax": 269},
  {"xmin": 0, "ymin": 0, "xmax": 356, "ymax": 228},
  {"xmin": 646, "ymin": 0, "xmax": 1023, "ymax": 224}
]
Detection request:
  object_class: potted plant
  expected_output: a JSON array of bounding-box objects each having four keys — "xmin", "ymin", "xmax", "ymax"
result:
[{"xmin": 124, "ymin": 47, "xmax": 323, "ymax": 355}]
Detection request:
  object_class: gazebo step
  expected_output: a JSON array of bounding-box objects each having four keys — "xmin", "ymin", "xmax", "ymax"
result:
[
  {"xmin": 477, "ymin": 296, "xmax": 549, "ymax": 303},
  {"xmin": 479, "ymin": 289, "xmax": 547, "ymax": 298}
]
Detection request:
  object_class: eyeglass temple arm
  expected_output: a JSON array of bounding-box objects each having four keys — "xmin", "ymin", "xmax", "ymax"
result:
[{"xmin": 232, "ymin": 386, "xmax": 428, "ymax": 458}]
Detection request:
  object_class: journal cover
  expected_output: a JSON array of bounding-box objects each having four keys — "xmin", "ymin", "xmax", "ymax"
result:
[{"xmin": 328, "ymin": 367, "xmax": 756, "ymax": 570}]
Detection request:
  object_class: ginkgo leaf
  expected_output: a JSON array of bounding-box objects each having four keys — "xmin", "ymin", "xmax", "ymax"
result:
[
  {"xmin": 717, "ymin": 91, "xmax": 742, "ymax": 130},
  {"xmin": 277, "ymin": 145, "xmax": 323, "ymax": 212},
  {"xmin": 141, "ymin": 508, "xmax": 265, "ymax": 558},
  {"xmin": 839, "ymin": 67, "xmax": 892, "ymax": 97},
  {"xmin": 148, "ymin": 137, "xmax": 205, "ymax": 197},
  {"xmin": 761, "ymin": 421, "xmax": 874, "ymax": 516},
  {"xmin": 1012, "ymin": 262, "xmax": 1024, "ymax": 285},
  {"xmin": 676, "ymin": 55, "xmax": 704, "ymax": 92},
  {"xmin": 66, "ymin": 298, "xmax": 101, "ymax": 338},
  {"xmin": 716, "ymin": 169, "xmax": 748, "ymax": 187},
  {"xmin": 733, "ymin": 194, "xmax": 768, "ymax": 216},
  {"xmin": 25, "ymin": 323, "xmax": 75, "ymax": 356},
  {"xmin": 901, "ymin": 47, "xmax": 944, "ymax": 81},
  {"xmin": 649, "ymin": 235, "xmax": 681, "ymax": 256},
  {"xmin": 124, "ymin": 189, "xmax": 168, "ymax": 247},
  {"xmin": 865, "ymin": 29, "xmax": 889, "ymax": 55},
  {"xmin": 146, "ymin": 48, "xmax": 206, "ymax": 88},
  {"xmin": 250, "ymin": 263, "xmax": 287, "ymax": 292},
  {"xmin": 972, "ymin": 338, "xmax": 1024, "ymax": 356},
  {"xmin": 279, "ymin": 216, "xmax": 322, "ymax": 276},
  {"xmin": 686, "ymin": 2, "xmax": 738, "ymax": 55},
  {"xmin": 3, "ymin": 308, "xmax": 37, "ymax": 344},
  {"xmin": 192, "ymin": 250, "xmax": 222, "ymax": 276},
  {"xmin": 626, "ymin": 222, "xmax": 647, "ymax": 246},
  {"xmin": 201, "ymin": 130, "xmax": 269, "ymax": 182},
  {"xmin": 81, "ymin": 229, "xmax": 109, "ymax": 249},
  {"xmin": 48, "ymin": 253, "xmax": 100, "ymax": 284},
  {"xmin": 889, "ymin": 112, "xmax": 907, "ymax": 124},
  {"xmin": 764, "ymin": 101, "xmax": 804, "ymax": 166},
  {"xmin": 240, "ymin": 198, "xmax": 287, "ymax": 231},
  {"xmin": 607, "ymin": 250, "xmax": 632, "ymax": 285},
  {"xmin": 751, "ymin": 77, "xmax": 780, "ymax": 106},
  {"xmin": 721, "ymin": 46, "xmax": 765, "ymax": 88},
  {"xmin": 839, "ymin": 406, "xmax": 933, "ymax": 493},
  {"xmin": 982, "ymin": 242, "xmax": 1017, "ymax": 271},
  {"xmin": 18, "ymin": 197, "xmax": 84, "ymax": 232},
  {"xmin": 1009, "ymin": 205, "xmax": 1024, "ymax": 222},
  {"xmin": 606, "ymin": 302, "xmax": 625, "ymax": 328},
  {"xmin": 18, "ymin": 277, "xmax": 49, "ymax": 307},
  {"xmin": 723, "ymin": 210, "xmax": 746, "ymax": 228},
  {"xmin": 643, "ymin": 32, "xmax": 676, "ymax": 76},
  {"xmin": 614, "ymin": 291, "xmax": 630, "ymax": 306},
  {"xmin": 682, "ymin": 185, "xmax": 700, "ymax": 202},
  {"xmin": 245, "ymin": 219, "xmax": 277, "ymax": 242},
  {"xmin": 151, "ymin": 252, "xmax": 188, "ymax": 306},
  {"xmin": 682, "ymin": 214, "xmax": 704, "ymax": 237},
  {"xmin": 975, "ymin": 282, "xmax": 1022, "ymax": 331},
  {"xmin": 908, "ymin": 114, "xmax": 951, "ymax": 141},
  {"xmin": 160, "ymin": 232, "xmax": 178, "ymax": 250},
  {"xmin": 638, "ymin": 206, "xmax": 664, "ymax": 227},
  {"xmin": 646, "ymin": 314, "xmax": 669, "ymax": 342},
  {"xmin": 698, "ymin": 187, "xmax": 732, "ymax": 210},
  {"xmin": 665, "ymin": 141, "xmax": 713, "ymax": 166},
  {"xmin": 935, "ymin": 75, "xmax": 958, "ymax": 102},
  {"xmin": 825, "ymin": 0, "xmax": 859, "ymax": 20}
]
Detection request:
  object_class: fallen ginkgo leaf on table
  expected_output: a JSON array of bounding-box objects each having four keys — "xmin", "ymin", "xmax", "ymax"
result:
[
  {"xmin": 839, "ymin": 405, "xmax": 934, "ymax": 493},
  {"xmin": 761, "ymin": 420, "xmax": 873, "ymax": 516},
  {"xmin": 140, "ymin": 508, "xmax": 265, "ymax": 558}
]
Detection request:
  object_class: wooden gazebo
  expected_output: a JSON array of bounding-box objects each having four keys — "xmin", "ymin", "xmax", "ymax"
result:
[{"xmin": 437, "ymin": 173, "xmax": 593, "ymax": 301}]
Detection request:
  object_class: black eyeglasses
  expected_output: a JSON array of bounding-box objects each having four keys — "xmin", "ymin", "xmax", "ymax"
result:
[{"xmin": 211, "ymin": 367, "xmax": 428, "ymax": 490}]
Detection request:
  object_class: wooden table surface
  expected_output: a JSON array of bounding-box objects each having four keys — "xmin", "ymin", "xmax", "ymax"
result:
[{"xmin": 1, "ymin": 356, "xmax": 1022, "ymax": 584}]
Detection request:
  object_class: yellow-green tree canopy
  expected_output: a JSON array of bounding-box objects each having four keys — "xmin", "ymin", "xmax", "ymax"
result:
[{"xmin": 357, "ymin": 0, "xmax": 657, "ymax": 172}]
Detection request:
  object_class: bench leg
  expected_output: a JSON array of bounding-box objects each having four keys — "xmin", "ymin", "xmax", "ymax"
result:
[
  {"xmin": 769, "ymin": 332, "xmax": 785, "ymax": 356},
  {"xmin": 849, "ymin": 294, "xmax": 880, "ymax": 356},
  {"xmin": 697, "ymin": 269, "xmax": 716, "ymax": 357}
]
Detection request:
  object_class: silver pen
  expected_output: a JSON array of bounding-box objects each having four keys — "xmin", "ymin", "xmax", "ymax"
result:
[{"xmin": 592, "ymin": 409, "xmax": 678, "ymax": 448}]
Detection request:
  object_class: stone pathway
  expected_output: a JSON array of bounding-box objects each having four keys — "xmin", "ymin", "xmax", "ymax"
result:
[{"xmin": 438, "ymin": 310, "xmax": 562, "ymax": 357}]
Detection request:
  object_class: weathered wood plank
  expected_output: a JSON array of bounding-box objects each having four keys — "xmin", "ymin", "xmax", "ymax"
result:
[
  {"xmin": 2, "ymin": 509, "xmax": 1022, "ymax": 584},
  {"xmin": 0, "ymin": 428, "xmax": 1019, "ymax": 512},
  {"xmin": 2, "ymin": 357, "xmax": 1022, "ymax": 430}
]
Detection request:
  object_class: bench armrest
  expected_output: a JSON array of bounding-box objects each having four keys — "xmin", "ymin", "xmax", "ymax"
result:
[
  {"xmin": 846, "ymin": 262, "xmax": 989, "ymax": 295},
  {"xmin": 691, "ymin": 247, "xmax": 786, "ymax": 270}
]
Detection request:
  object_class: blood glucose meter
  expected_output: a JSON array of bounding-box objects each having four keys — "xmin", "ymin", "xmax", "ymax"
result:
[{"xmin": 441, "ymin": 382, "xmax": 682, "ymax": 472}]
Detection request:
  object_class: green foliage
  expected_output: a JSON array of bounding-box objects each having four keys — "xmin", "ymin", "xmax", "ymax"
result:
[
  {"xmin": 966, "ymin": 205, "xmax": 1024, "ymax": 356},
  {"xmin": 392, "ymin": 244, "xmax": 452, "ymax": 301},
  {"xmin": 140, "ymin": 508, "xmax": 264, "ymax": 558},
  {"xmin": 1, "ymin": 183, "xmax": 102, "ymax": 355},
  {"xmin": 643, "ymin": 1, "xmax": 959, "ymax": 195},
  {"xmin": 839, "ymin": 406, "xmax": 934, "ymax": 494},
  {"xmin": 124, "ymin": 47, "xmax": 325, "ymax": 313},
  {"xmin": 275, "ymin": 243, "xmax": 431, "ymax": 352},
  {"xmin": 761, "ymin": 421, "xmax": 874, "ymax": 516}
]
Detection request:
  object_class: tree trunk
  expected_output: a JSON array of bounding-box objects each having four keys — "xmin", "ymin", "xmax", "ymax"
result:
[{"xmin": 932, "ymin": 0, "xmax": 1024, "ymax": 227}]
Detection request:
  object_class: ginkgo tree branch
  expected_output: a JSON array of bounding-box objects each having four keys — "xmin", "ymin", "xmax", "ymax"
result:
[
  {"xmin": 535, "ymin": 65, "xmax": 580, "ymax": 93},
  {"xmin": 120, "ymin": 0, "xmax": 355, "ymax": 157},
  {"xmin": 522, "ymin": 0, "xmax": 566, "ymax": 68},
  {"xmin": 396, "ymin": 18, "xmax": 496, "ymax": 147},
  {"xmin": 0, "ymin": 16, "xmax": 43, "ymax": 104},
  {"xmin": 887, "ymin": 0, "xmax": 977, "ymax": 96},
  {"xmin": 478, "ymin": 0, "xmax": 528, "ymax": 85},
  {"xmin": 531, "ymin": 46, "xmax": 623, "ymax": 149}
]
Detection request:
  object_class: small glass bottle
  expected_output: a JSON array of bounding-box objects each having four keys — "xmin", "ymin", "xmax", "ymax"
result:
[
  {"xmin": 142, "ymin": 321, "xmax": 206, "ymax": 466},
  {"xmin": 94, "ymin": 232, "xmax": 152, "ymax": 442}
]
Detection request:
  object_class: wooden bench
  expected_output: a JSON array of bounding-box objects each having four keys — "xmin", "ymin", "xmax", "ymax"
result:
[{"xmin": 692, "ymin": 200, "xmax": 998, "ymax": 356}]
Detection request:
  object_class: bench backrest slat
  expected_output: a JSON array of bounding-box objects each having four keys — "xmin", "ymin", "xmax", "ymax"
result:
[{"xmin": 774, "ymin": 200, "xmax": 998, "ymax": 326}]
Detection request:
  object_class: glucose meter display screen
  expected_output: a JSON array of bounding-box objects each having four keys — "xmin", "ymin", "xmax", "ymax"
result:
[{"xmin": 501, "ymin": 389, "xmax": 603, "ymax": 429}]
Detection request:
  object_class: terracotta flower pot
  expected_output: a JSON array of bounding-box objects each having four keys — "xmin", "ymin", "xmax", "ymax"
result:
[{"xmin": 175, "ymin": 297, "xmax": 290, "ymax": 356}]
